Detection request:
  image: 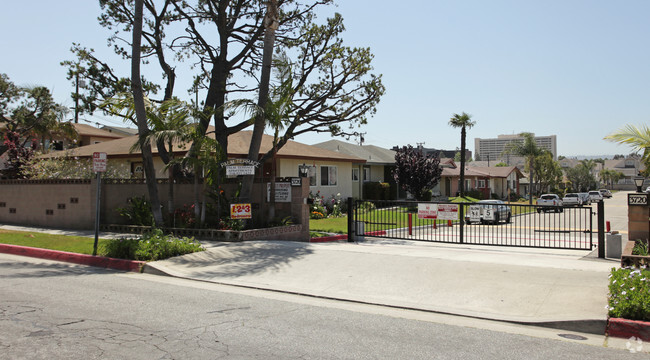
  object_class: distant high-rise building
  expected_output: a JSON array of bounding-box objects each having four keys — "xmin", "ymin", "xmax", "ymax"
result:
[{"xmin": 474, "ymin": 134, "xmax": 557, "ymax": 164}]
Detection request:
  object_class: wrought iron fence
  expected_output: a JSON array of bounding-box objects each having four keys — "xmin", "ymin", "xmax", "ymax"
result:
[{"xmin": 351, "ymin": 199, "xmax": 595, "ymax": 250}]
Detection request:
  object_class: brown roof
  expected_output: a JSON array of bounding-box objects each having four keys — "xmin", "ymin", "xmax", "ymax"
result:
[
  {"xmin": 39, "ymin": 129, "xmax": 366, "ymax": 163},
  {"xmin": 442, "ymin": 166, "xmax": 523, "ymax": 179},
  {"xmin": 74, "ymin": 123, "xmax": 126, "ymax": 139}
]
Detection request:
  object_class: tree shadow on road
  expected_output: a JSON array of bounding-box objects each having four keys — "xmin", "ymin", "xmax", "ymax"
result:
[
  {"xmin": 0, "ymin": 258, "xmax": 116, "ymax": 278},
  {"xmin": 154, "ymin": 240, "xmax": 314, "ymax": 278}
]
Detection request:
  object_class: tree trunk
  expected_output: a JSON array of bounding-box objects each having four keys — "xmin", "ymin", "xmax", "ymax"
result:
[
  {"xmin": 132, "ymin": 0, "xmax": 163, "ymax": 227},
  {"xmin": 241, "ymin": 0, "xmax": 278, "ymax": 203}
]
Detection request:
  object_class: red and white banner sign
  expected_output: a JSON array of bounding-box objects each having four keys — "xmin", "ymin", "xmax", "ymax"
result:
[
  {"xmin": 436, "ymin": 204, "xmax": 459, "ymax": 220},
  {"xmin": 417, "ymin": 203, "xmax": 438, "ymax": 219}
]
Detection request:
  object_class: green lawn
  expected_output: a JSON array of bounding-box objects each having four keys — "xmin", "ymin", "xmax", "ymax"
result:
[{"xmin": 0, "ymin": 229, "xmax": 111, "ymax": 255}]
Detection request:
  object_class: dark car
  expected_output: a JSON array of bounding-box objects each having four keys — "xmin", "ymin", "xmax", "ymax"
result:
[{"xmin": 465, "ymin": 200, "xmax": 512, "ymax": 225}]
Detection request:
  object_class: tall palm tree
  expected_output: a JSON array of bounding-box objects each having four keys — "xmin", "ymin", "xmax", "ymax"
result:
[
  {"xmin": 503, "ymin": 132, "xmax": 544, "ymax": 204},
  {"xmin": 604, "ymin": 124, "xmax": 650, "ymax": 176},
  {"xmin": 448, "ymin": 112, "xmax": 475, "ymax": 198}
]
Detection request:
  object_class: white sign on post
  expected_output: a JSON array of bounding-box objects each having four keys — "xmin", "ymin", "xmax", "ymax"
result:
[{"xmin": 93, "ymin": 152, "xmax": 107, "ymax": 172}]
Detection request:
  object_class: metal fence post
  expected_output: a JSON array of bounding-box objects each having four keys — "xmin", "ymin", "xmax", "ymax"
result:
[
  {"xmin": 347, "ymin": 197, "xmax": 354, "ymax": 242},
  {"xmin": 459, "ymin": 203, "xmax": 464, "ymax": 244},
  {"xmin": 598, "ymin": 200, "xmax": 605, "ymax": 258}
]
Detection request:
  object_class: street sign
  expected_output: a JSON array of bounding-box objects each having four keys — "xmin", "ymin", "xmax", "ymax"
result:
[
  {"xmin": 417, "ymin": 203, "xmax": 438, "ymax": 219},
  {"xmin": 230, "ymin": 203, "xmax": 252, "ymax": 219},
  {"xmin": 628, "ymin": 193, "xmax": 649, "ymax": 206},
  {"xmin": 92, "ymin": 152, "xmax": 107, "ymax": 172},
  {"xmin": 468, "ymin": 205, "xmax": 481, "ymax": 222}
]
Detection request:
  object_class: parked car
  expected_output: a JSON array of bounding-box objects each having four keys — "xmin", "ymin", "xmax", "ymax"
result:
[
  {"xmin": 562, "ymin": 193, "xmax": 582, "ymax": 207},
  {"xmin": 578, "ymin": 192, "xmax": 591, "ymax": 205},
  {"xmin": 599, "ymin": 189, "xmax": 612, "ymax": 198},
  {"xmin": 536, "ymin": 194, "xmax": 563, "ymax": 213},
  {"xmin": 645, "ymin": 186, "xmax": 650, "ymax": 193},
  {"xmin": 465, "ymin": 200, "xmax": 512, "ymax": 225},
  {"xmin": 588, "ymin": 190, "xmax": 604, "ymax": 202}
]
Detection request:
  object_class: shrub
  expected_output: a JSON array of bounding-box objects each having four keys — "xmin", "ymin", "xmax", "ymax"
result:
[
  {"xmin": 102, "ymin": 229, "xmax": 204, "ymax": 261},
  {"xmin": 363, "ymin": 182, "xmax": 391, "ymax": 200},
  {"xmin": 117, "ymin": 196, "xmax": 154, "ymax": 226},
  {"xmin": 632, "ymin": 240, "xmax": 649, "ymax": 256},
  {"xmin": 607, "ymin": 267, "xmax": 650, "ymax": 321}
]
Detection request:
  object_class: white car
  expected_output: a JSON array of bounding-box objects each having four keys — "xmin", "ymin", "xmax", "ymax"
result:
[
  {"xmin": 599, "ymin": 189, "xmax": 612, "ymax": 198},
  {"xmin": 588, "ymin": 190, "xmax": 603, "ymax": 202},
  {"xmin": 536, "ymin": 194, "xmax": 563, "ymax": 213},
  {"xmin": 562, "ymin": 193, "xmax": 582, "ymax": 206}
]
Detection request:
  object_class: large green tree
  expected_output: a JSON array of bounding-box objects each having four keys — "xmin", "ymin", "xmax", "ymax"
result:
[
  {"xmin": 0, "ymin": 74, "xmax": 73, "ymax": 156},
  {"xmin": 532, "ymin": 151, "xmax": 562, "ymax": 194},
  {"xmin": 63, "ymin": 1, "xmax": 382, "ymax": 162},
  {"xmin": 564, "ymin": 162, "xmax": 598, "ymax": 192},
  {"xmin": 392, "ymin": 145, "xmax": 442, "ymax": 201},
  {"xmin": 448, "ymin": 112, "xmax": 475, "ymax": 197}
]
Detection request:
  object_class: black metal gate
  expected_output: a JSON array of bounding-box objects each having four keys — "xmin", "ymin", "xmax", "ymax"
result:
[{"xmin": 350, "ymin": 199, "xmax": 597, "ymax": 250}]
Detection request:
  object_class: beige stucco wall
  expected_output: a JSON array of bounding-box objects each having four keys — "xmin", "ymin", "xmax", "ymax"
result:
[{"xmin": 278, "ymin": 159, "xmax": 353, "ymax": 200}]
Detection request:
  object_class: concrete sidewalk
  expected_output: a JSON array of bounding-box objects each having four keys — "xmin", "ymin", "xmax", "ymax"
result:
[{"xmin": 144, "ymin": 238, "xmax": 619, "ymax": 334}]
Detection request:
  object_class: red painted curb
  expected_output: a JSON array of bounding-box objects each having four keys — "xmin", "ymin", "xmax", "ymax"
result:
[
  {"xmin": 310, "ymin": 234, "xmax": 347, "ymax": 243},
  {"xmin": 309, "ymin": 230, "xmax": 388, "ymax": 243},
  {"xmin": 607, "ymin": 318, "xmax": 650, "ymax": 342},
  {"xmin": 0, "ymin": 244, "xmax": 145, "ymax": 272}
]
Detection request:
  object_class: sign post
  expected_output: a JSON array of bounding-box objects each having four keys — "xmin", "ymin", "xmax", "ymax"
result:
[{"xmin": 92, "ymin": 152, "xmax": 107, "ymax": 256}]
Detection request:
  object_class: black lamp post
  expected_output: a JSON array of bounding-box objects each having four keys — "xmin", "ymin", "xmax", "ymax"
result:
[
  {"xmin": 298, "ymin": 163, "xmax": 309, "ymax": 178},
  {"xmin": 634, "ymin": 175, "xmax": 645, "ymax": 193}
]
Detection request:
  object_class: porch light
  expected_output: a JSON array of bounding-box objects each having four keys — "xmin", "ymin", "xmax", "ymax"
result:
[
  {"xmin": 298, "ymin": 163, "xmax": 309, "ymax": 178},
  {"xmin": 634, "ymin": 175, "xmax": 645, "ymax": 193}
]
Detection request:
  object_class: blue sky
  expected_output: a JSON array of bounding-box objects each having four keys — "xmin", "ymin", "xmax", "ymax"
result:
[{"xmin": 1, "ymin": 1, "xmax": 648, "ymax": 157}]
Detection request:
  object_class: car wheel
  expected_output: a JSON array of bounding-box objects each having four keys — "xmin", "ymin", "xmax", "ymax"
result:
[
  {"xmin": 506, "ymin": 213, "xmax": 511, "ymax": 223},
  {"xmin": 494, "ymin": 213, "xmax": 500, "ymax": 224},
  {"xmin": 537, "ymin": 208, "xmax": 542, "ymax": 214}
]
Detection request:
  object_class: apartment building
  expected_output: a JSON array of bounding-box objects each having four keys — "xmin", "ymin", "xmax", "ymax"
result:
[{"xmin": 474, "ymin": 134, "xmax": 557, "ymax": 164}]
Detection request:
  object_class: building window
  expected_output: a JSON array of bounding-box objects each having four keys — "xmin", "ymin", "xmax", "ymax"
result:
[
  {"xmin": 352, "ymin": 168, "xmax": 360, "ymax": 182},
  {"xmin": 478, "ymin": 179, "xmax": 486, "ymax": 188},
  {"xmin": 308, "ymin": 165, "xmax": 317, "ymax": 186},
  {"xmin": 132, "ymin": 162, "xmax": 144, "ymax": 178},
  {"xmin": 321, "ymin": 166, "xmax": 337, "ymax": 186},
  {"xmin": 465, "ymin": 179, "xmax": 472, "ymax": 190},
  {"xmin": 363, "ymin": 166, "xmax": 370, "ymax": 182}
]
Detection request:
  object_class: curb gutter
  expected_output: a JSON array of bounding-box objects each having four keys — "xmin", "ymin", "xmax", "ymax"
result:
[{"xmin": 0, "ymin": 244, "xmax": 145, "ymax": 272}]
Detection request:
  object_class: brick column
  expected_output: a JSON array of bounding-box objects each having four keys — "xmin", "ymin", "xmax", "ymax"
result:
[{"xmin": 628, "ymin": 204, "xmax": 649, "ymax": 242}]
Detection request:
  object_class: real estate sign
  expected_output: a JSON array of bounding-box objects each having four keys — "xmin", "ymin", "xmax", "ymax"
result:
[
  {"xmin": 267, "ymin": 182, "xmax": 292, "ymax": 203},
  {"xmin": 230, "ymin": 203, "xmax": 252, "ymax": 219}
]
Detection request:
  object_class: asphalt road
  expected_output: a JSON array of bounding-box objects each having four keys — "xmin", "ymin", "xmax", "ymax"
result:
[{"xmin": 1, "ymin": 254, "xmax": 647, "ymax": 359}]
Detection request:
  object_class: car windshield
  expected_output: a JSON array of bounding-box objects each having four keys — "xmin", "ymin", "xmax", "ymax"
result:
[
  {"xmin": 565, "ymin": 194, "xmax": 577, "ymax": 197},
  {"xmin": 541, "ymin": 195, "xmax": 555, "ymax": 200}
]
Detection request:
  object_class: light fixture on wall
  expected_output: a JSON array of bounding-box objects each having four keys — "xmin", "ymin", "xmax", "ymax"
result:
[
  {"xmin": 634, "ymin": 175, "xmax": 645, "ymax": 193},
  {"xmin": 298, "ymin": 163, "xmax": 309, "ymax": 178}
]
